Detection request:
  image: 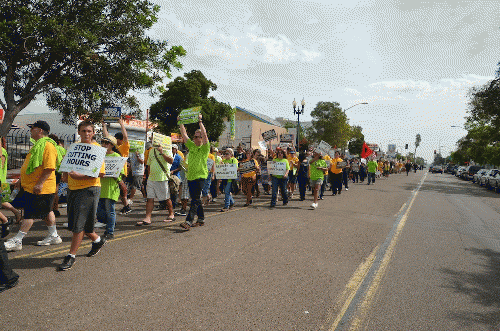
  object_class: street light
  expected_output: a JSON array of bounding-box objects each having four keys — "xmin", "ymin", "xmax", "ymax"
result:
[
  {"xmin": 344, "ymin": 102, "xmax": 368, "ymax": 114},
  {"xmin": 293, "ymin": 98, "xmax": 305, "ymax": 152}
]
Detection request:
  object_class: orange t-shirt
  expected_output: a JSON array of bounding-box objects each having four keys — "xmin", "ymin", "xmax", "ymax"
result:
[{"xmin": 20, "ymin": 141, "xmax": 57, "ymax": 194}]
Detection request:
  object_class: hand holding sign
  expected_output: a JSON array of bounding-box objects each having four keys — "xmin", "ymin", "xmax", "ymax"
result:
[{"xmin": 178, "ymin": 106, "xmax": 202, "ymax": 125}]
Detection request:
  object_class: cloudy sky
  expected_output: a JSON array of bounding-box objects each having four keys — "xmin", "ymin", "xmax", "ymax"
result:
[{"xmin": 26, "ymin": 0, "xmax": 500, "ymax": 162}]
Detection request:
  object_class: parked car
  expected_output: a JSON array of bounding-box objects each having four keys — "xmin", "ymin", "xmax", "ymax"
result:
[
  {"xmin": 480, "ymin": 169, "xmax": 500, "ymax": 186},
  {"xmin": 445, "ymin": 163, "xmax": 455, "ymax": 173},
  {"xmin": 488, "ymin": 172, "xmax": 500, "ymax": 190},
  {"xmin": 473, "ymin": 169, "xmax": 488, "ymax": 183},
  {"xmin": 450, "ymin": 165, "xmax": 459, "ymax": 175},
  {"xmin": 456, "ymin": 166, "xmax": 467, "ymax": 178},
  {"xmin": 432, "ymin": 165, "xmax": 443, "ymax": 173},
  {"xmin": 464, "ymin": 165, "xmax": 483, "ymax": 181}
]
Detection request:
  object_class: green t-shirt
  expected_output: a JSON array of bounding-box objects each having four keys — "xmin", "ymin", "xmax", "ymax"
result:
[
  {"xmin": 222, "ymin": 157, "xmax": 238, "ymax": 182},
  {"xmin": 310, "ymin": 159, "xmax": 326, "ymax": 180},
  {"xmin": 367, "ymin": 160, "xmax": 378, "ymax": 173},
  {"xmin": 100, "ymin": 152, "xmax": 123, "ymax": 201},
  {"xmin": 185, "ymin": 139, "xmax": 210, "ymax": 181},
  {"xmin": 272, "ymin": 158, "xmax": 290, "ymax": 179},
  {"xmin": 55, "ymin": 145, "xmax": 67, "ymax": 172},
  {"xmin": 147, "ymin": 148, "xmax": 171, "ymax": 182},
  {"xmin": 0, "ymin": 147, "xmax": 7, "ymax": 184}
]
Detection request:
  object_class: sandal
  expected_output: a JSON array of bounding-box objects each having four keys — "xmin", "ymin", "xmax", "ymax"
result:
[
  {"xmin": 163, "ymin": 217, "xmax": 175, "ymax": 222},
  {"xmin": 180, "ymin": 222, "xmax": 190, "ymax": 230},
  {"xmin": 135, "ymin": 221, "xmax": 151, "ymax": 226},
  {"xmin": 220, "ymin": 208, "xmax": 229, "ymax": 212}
]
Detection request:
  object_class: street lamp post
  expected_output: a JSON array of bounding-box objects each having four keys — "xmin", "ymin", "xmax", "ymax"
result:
[
  {"xmin": 293, "ymin": 98, "xmax": 305, "ymax": 152},
  {"xmin": 343, "ymin": 102, "xmax": 368, "ymax": 154}
]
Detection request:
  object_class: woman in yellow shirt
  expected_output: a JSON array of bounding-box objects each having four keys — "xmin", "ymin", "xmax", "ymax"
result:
[{"xmin": 240, "ymin": 149, "xmax": 259, "ymax": 206}]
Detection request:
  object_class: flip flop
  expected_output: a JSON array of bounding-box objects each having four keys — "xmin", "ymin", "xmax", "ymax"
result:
[
  {"xmin": 135, "ymin": 221, "xmax": 152, "ymax": 226},
  {"xmin": 163, "ymin": 217, "xmax": 175, "ymax": 222}
]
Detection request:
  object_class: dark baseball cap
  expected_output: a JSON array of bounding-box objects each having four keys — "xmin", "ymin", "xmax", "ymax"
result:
[{"xmin": 28, "ymin": 120, "xmax": 50, "ymax": 133}]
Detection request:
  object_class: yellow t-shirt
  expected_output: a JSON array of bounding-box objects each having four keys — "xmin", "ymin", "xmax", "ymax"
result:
[
  {"xmin": 118, "ymin": 141, "xmax": 130, "ymax": 176},
  {"xmin": 20, "ymin": 141, "xmax": 57, "ymax": 194},
  {"xmin": 329, "ymin": 157, "xmax": 343, "ymax": 174},
  {"xmin": 208, "ymin": 153, "xmax": 215, "ymax": 173},
  {"xmin": 68, "ymin": 142, "xmax": 106, "ymax": 190},
  {"xmin": 378, "ymin": 161, "xmax": 383, "ymax": 171},
  {"xmin": 323, "ymin": 155, "xmax": 331, "ymax": 175},
  {"xmin": 287, "ymin": 154, "xmax": 299, "ymax": 174},
  {"xmin": 177, "ymin": 150, "xmax": 185, "ymax": 159}
]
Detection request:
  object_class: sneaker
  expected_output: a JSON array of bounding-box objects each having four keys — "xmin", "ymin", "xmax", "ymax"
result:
[
  {"xmin": 120, "ymin": 205, "xmax": 132, "ymax": 215},
  {"xmin": 311, "ymin": 203, "xmax": 318, "ymax": 209},
  {"xmin": 86, "ymin": 237, "xmax": 107, "ymax": 257},
  {"xmin": 4, "ymin": 239, "xmax": 22, "ymax": 252},
  {"xmin": 175, "ymin": 210, "xmax": 187, "ymax": 216},
  {"xmin": 0, "ymin": 277, "xmax": 19, "ymax": 293},
  {"xmin": 58, "ymin": 255, "xmax": 75, "ymax": 271},
  {"xmin": 127, "ymin": 199, "xmax": 134, "ymax": 206},
  {"xmin": 179, "ymin": 222, "xmax": 191, "ymax": 231},
  {"xmin": 94, "ymin": 222, "xmax": 106, "ymax": 228},
  {"xmin": 345, "ymin": 188, "xmax": 349, "ymax": 191},
  {"xmin": 37, "ymin": 235, "xmax": 63, "ymax": 246}
]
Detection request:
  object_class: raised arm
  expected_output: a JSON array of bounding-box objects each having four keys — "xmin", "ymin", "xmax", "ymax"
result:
[
  {"xmin": 118, "ymin": 117, "xmax": 129, "ymax": 144},
  {"xmin": 102, "ymin": 121, "xmax": 109, "ymax": 138},
  {"xmin": 198, "ymin": 113, "xmax": 208, "ymax": 145},
  {"xmin": 178, "ymin": 118, "xmax": 189, "ymax": 143}
]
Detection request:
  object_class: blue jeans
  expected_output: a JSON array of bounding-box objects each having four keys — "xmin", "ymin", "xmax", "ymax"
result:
[
  {"xmin": 271, "ymin": 176, "xmax": 288, "ymax": 206},
  {"xmin": 187, "ymin": 179, "xmax": 204, "ymax": 225},
  {"xmin": 202, "ymin": 175, "xmax": 212, "ymax": 197},
  {"xmin": 368, "ymin": 172, "xmax": 376, "ymax": 184},
  {"xmin": 222, "ymin": 180, "xmax": 234, "ymax": 209},
  {"xmin": 96, "ymin": 198, "xmax": 116, "ymax": 235}
]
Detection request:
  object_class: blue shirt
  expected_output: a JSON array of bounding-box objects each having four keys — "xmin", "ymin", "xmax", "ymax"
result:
[{"xmin": 170, "ymin": 153, "xmax": 182, "ymax": 178}]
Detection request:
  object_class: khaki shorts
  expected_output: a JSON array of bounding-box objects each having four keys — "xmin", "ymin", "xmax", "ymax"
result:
[{"xmin": 146, "ymin": 180, "xmax": 170, "ymax": 200}]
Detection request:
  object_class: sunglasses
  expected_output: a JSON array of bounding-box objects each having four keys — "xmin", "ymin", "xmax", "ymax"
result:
[{"xmin": 194, "ymin": 135, "xmax": 201, "ymax": 139}]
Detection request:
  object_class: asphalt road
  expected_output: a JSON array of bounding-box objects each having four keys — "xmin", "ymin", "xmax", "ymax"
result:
[{"xmin": 2, "ymin": 170, "xmax": 499, "ymax": 330}]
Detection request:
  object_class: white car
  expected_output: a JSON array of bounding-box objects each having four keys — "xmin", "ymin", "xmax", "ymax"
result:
[
  {"xmin": 473, "ymin": 169, "xmax": 488, "ymax": 183},
  {"xmin": 481, "ymin": 169, "xmax": 500, "ymax": 187},
  {"xmin": 456, "ymin": 166, "xmax": 467, "ymax": 178},
  {"xmin": 489, "ymin": 172, "xmax": 500, "ymax": 191}
]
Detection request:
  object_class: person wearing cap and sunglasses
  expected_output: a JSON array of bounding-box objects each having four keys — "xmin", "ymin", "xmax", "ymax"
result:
[
  {"xmin": 4, "ymin": 120, "xmax": 62, "ymax": 252},
  {"xmin": 178, "ymin": 113, "xmax": 210, "ymax": 230}
]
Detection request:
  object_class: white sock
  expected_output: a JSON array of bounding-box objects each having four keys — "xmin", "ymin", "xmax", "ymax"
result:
[
  {"xmin": 14, "ymin": 231, "xmax": 27, "ymax": 242},
  {"xmin": 47, "ymin": 225, "xmax": 58, "ymax": 237},
  {"xmin": 93, "ymin": 236, "xmax": 101, "ymax": 243},
  {"xmin": 69, "ymin": 254, "xmax": 76, "ymax": 258}
]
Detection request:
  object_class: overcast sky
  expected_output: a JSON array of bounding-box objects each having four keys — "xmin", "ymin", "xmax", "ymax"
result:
[{"xmin": 25, "ymin": 0, "xmax": 500, "ymax": 162}]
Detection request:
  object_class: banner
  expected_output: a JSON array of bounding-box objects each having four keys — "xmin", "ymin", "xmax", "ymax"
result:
[
  {"xmin": 59, "ymin": 143, "xmax": 107, "ymax": 177},
  {"xmin": 314, "ymin": 140, "xmax": 331, "ymax": 156},
  {"xmin": 152, "ymin": 132, "xmax": 172, "ymax": 156},
  {"xmin": 104, "ymin": 157, "xmax": 128, "ymax": 178},
  {"xmin": 230, "ymin": 109, "xmax": 236, "ymax": 140},
  {"xmin": 239, "ymin": 160, "xmax": 257, "ymax": 174},
  {"xmin": 280, "ymin": 133, "xmax": 294, "ymax": 143},
  {"xmin": 262, "ymin": 129, "xmax": 277, "ymax": 142},
  {"xmin": 103, "ymin": 106, "xmax": 122, "ymax": 123},
  {"xmin": 267, "ymin": 161, "xmax": 287, "ymax": 176},
  {"xmin": 129, "ymin": 140, "xmax": 145, "ymax": 154},
  {"xmin": 215, "ymin": 163, "xmax": 238, "ymax": 179},
  {"xmin": 178, "ymin": 106, "xmax": 202, "ymax": 125}
]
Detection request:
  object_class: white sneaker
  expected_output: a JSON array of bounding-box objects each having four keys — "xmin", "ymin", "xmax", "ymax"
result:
[
  {"xmin": 94, "ymin": 222, "xmax": 106, "ymax": 228},
  {"xmin": 4, "ymin": 238, "xmax": 22, "ymax": 251},
  {"xmin": 345, "ymin": 188, "xmax": 349, "ymax": 191},
  {"xmin": 311, "ymin": 203, "xmax": 317, "ymax": 209},
  {"xmin": 37, "ymin": 235, "xmax": 63, "ymax": 246}
]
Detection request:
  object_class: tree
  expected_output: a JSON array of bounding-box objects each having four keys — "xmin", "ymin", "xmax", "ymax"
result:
[
  {"xmin": 414, "ymin": 133, "xmax": 421, "ymax": 156},
  {"xmin": 149, "ymin": 70, "xmax": 232, "ymax": 141},
  {"xmin": 307, "ymin": 101, "xmax": 350, "ymax": 148},
  {"xmin": 347, "ymin": 125, "xmax": 364, "ymax": 155},
  {"xmin": 0, "ymin": 0, "xmax": 186, "ymax": 134}
]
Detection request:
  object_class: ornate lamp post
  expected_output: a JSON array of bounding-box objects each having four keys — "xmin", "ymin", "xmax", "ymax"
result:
[{"xmin": 293, "ymin": 98, "xmax": 305, "ymax": 152}]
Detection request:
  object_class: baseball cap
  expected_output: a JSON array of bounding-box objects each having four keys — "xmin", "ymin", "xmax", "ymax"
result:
[{"xmin": 27, "ymin": 120, "xmax": 50, "ymax": 133}]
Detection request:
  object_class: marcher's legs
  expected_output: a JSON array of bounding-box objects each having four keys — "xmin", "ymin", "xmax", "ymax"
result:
[
  {"xmin": 0, "ymin": 241, "xmax": 18, "ymax": 286},
  {"xmin": 279, "ymin": 178, "xmax": 288, "ymax": 204},
  {"xmin": 270, "ymin": 177, "xmax": 279, "ymax": 206},
  {"xmin": 186, "ymin": 179, "xmax": 204, "ymax": 225}
]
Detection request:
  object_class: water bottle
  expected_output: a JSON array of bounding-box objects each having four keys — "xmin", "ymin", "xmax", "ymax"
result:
[{"xmin": 10, "ymin": 188, "xmax": 18, "ymax": 200}]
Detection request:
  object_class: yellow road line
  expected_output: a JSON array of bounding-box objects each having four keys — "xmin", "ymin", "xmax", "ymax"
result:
[
  {"xmin": 11, "ymin": 201, "xmax": 269, "ymax": 260},
  {"xmin": 320, "ymin": 245, "xmax": 379, "ymax": 330}
]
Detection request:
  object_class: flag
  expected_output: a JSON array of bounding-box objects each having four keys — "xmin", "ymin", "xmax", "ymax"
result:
[
  {"xmin": 361, "ymin": 142, "xmax": 373, "ymax": 159},
  {"xmin": 230, "ymin": 108, "xmax": 236, "ymax": 140}
]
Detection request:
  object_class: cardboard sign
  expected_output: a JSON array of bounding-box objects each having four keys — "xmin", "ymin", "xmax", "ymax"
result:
[
  {"xmin": 59, "ymin": 143, "xmax": 107, "ymax": 177},
  {"xmin": 104, "ymin": 157, "xmax": 128, "ymax": 178},
  {"xmin": 336, "ymin": 161, "xmax": 347, "ymax": 169},
  {"xmin": 215, "ymin": 163, "xmax": 238, "ymax": 179},
  {"xmin": 103, "ymin": 107, "xmax": 121, "ymax": 122},
  {"xmin": 267, "ymin": 161, "xmax": 287, "ymax": 176},
  {"xmin": 239, "ymin": 160, "xmax": 257, "ymax": 174},
  {"xmin": 178, "ymin": 106, "xmax": 202, "ymax": 125},
  {"xmin": 314, "ymin": 140, "xmax": 331, "ymax": 156},
  {"xmin": 278, "ymin": 142, "xmax": 291, "ymax": 149},
  {"xmin": 129, "ymin": 140, "xmax": 145, "ymax": 154},
  {"xmin": 280, "ymin": 133, "xmax": 294, "ymax": 143},
  {"xmin": 262, "ymin": 129, "xmax": 277, "ymax": 142},
  {"xmin": 152, "ymin": 132, "xmax": 172, "ymax": 156}
]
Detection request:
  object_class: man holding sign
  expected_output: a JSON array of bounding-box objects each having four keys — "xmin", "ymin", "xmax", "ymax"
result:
[
  {"xmin": 5, "ymin": 120, "xmax": 60, "ymax": 252},
  {"xmin": 58, "ymin": 121, "xmax": 107, "ymax": 271}
]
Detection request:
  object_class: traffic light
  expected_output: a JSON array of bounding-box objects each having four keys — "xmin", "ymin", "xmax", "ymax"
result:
[
  {"xmin": 405, "ymin": 144, "xmax": 408, "ymax": 149},
  {"xmin": 434, "ymin": 150, "xmax": 436, "ymax": 154}
]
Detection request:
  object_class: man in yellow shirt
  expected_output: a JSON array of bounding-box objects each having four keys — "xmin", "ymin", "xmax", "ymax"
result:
[
  {"xmin": 5, "ymin": 120, "xmax": 60, "ymax": 252},
  {"xmin": 329, "ymin": 151, "xmax": 343, "ymax": 195},
  {"xmin": 58, "ymin": 121, "xmax": 106, "ymax": 271}
]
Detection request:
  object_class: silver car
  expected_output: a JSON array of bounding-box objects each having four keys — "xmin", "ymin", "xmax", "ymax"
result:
[
  {"xmin": 473, "ymin": 169, "xmax": 488, "ymax": 183},
  {"xmin": 481, "ymin": 169, "xmax": 500, "ymax": 187},
  {"xmin": 489, "ymin": 172, "xmax": 500, "ymax": 191}
]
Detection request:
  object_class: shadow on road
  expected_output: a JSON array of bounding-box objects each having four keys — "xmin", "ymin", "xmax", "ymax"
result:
[
  {"xmin": 440, "ymin": 248, "xmax": 500, "ymax": 329},
  {"xmin": 401, "ymin": 175, "xmax": 499, "ymax": 198}
]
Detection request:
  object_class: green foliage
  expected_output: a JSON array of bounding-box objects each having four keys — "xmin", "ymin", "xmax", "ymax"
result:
[
  {"xmin": 0, "ymin": 0, "xmax": 185, "ymax": 134},
  {"xmin": 347, "ymin": 125, "xmax": 364, "ymax": 155},
  {"xmin": 307, "ymin": 101, "xmax": 351, "ymax": 148},
  {"xmin": 149, "ymin": 70, "xmax": 232, "ymax": 141}
]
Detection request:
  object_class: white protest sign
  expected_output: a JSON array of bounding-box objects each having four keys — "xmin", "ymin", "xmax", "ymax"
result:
[
  {"xmin": 207, "ymin": 157, "xmax": 215, "ymax": 171},
  {"xmin": 337, "ymin": 161, "xmax": 347, "ymax": 169},
  {"xmin": 280, "ymin": 133, "xmax": 294, "ymax": 143},
  {"xmin": 152, "ymin": 132, "xmax": 172, "ymax": 156},
  {"xmin": 59, "ymin": 143, "xmax": 106, "ymax": 178},
  {"xmin": 267, "ymin": 161, "xmax": 287, "ymax": 176},
  {"xmin": 215, "ymin": 163, "xmax": 238, "ymax": 179},
  {"xmin": 178, "ymin": 106, "xmax": 202, "ymax": 125},
  {"xmin": 104, "ymin": 157, "xmax": 128, "ymax": 178},
  {"xmin": 262, "ymin": 129, "xmax": 277, "ymax": 142},
  {"xmin": 258, "ymin": 141, "xmax": 267, "ymax": 151},
  {"xmin": 278, "ymin": 142, "xmax": 291, "ymax": 149},
  {"xmin": 314, "ymin": 140, "xmax": 331, "ymax": 156},
  {"xmin": 239, "ymin": 160, "xmax": 257, "ymax": 174}
]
